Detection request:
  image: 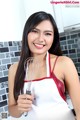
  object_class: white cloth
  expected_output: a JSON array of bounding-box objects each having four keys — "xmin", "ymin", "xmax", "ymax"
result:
[{"xmin": 8, "ymin": 52, "xmax": 75, "ymax": 120}]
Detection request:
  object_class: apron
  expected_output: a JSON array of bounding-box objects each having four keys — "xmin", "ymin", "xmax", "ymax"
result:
[{"xmin": 8, "ymin": 52, "xmax": 75, "ymax": 120}]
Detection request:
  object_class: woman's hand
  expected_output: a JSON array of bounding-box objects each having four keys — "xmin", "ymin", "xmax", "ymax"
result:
[{"xmin": 17, "ymin": 94, "xmax": 34, "ymax": 114}]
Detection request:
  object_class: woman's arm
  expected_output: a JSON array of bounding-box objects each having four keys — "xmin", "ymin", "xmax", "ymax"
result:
[
  {"xmin": 8, "ymin": 63, "xmax": 34, "ymax": 118},
  {"xmin": 63, "ymin": 56, "xmax": 80, "ymax": 120}
]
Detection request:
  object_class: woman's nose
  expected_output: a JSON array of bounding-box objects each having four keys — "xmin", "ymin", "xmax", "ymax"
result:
[{"xmin": 38, "ymin": 33, "xmax": 44, "ymax": 42}]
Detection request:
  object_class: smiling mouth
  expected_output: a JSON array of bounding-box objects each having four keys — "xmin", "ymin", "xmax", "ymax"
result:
[{"xmin": 34, "ymin": 43, "xmax": 45, "ymax": 49}]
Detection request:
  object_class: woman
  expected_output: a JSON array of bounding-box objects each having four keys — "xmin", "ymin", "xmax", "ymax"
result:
[{"xmin": 8, "ymin": 11, "xmax": 80, "ymax": 120}]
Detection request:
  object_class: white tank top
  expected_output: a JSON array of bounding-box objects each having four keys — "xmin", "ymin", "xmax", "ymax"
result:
[{"xmin": 8, "ymin": 52, "xmax": 75, "ymax": 120}]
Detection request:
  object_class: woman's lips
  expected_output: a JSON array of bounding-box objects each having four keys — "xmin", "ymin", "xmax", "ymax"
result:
[{"xmin": 34, "ymin": 43, "xmax": 45, "ymax": 49}]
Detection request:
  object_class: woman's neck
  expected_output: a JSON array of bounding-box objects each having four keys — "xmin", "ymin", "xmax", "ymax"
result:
[{"xmin": 31, "ymin": 52, "xmax": 47, "ymax": 61}]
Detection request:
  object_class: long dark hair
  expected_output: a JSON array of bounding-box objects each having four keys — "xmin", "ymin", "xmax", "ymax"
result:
[{"xmin": 14, "ymin": 11, "xmax": 62, "ymax": 101}]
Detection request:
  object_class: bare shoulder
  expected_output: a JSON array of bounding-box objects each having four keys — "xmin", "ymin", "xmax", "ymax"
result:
[
  {"xmin": 57, "ymin": 56, "xmax": 76, "ymax": 70},
  {"xmin": 50, "ymin": 54, "xmax": 75, "ymax": 71},
  {"xmin": 58, "ymin": 56, "xmax": 78, "ymax": 77},
  {"xmin": 8, "ymin": 62, "xmax": 19, "ymax": 105},
  {"xmin": 9, "ymin": 62, "xmax": 19, "ymax": 71},
  {"xmin": 58, "ymin": 55, "xmax": 74, "ymax": 66},
  {"xmin": 50, "ymin": 54, "xmax": 73, "ymax": 64},
  {"xmin": 8, "ymin": 62, "xmax": 19, "ymax": 77}
]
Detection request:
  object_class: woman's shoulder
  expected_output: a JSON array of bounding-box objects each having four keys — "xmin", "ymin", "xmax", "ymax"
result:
[
  {"xmin": 9, "ymin": 62, "xmax": 19, "ymax": 75},
  {"xmin": 58, "ymin": 55, "xmax": 74, "ymax": 65},
  {"xmin": 50, "ymin": 54, "xmax": 74, "ymax": 65},
  {"xmin": 8, "ymin": 62, "xmax": 19, "ymax": 84}
]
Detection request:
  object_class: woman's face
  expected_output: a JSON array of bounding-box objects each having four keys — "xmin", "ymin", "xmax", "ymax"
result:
[{"xmin": 28, "ymin": 20, "xmax": 54, "ymax": 56}]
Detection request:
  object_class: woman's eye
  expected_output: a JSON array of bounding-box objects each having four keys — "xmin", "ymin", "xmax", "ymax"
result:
[
  {"xmin": 31, "ymin": 29, "xmax": 38, "ymax": 33},
  {"xmin": 45, "ymin": 33, "xmax": 52, "ymax": 36}
]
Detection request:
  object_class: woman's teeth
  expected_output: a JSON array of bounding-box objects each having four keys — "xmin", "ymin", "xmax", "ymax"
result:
[{"xmin": 34, "ymin": 43, "xmax": 45, "ymax": 49}]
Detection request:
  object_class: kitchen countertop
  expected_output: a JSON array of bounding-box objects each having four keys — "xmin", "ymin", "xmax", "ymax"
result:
[{"xmin": 67, "ymin": 98, "xmax": 76, "ymax": 116}]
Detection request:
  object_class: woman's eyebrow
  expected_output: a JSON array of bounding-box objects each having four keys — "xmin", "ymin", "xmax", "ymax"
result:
[
  {"xmin": 34, "ymin": 28, "xmax": 53, "ymax": 33},
  {"xmin": 44, "ymin": 30, "xmax": 53, "ymax": 33}
]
